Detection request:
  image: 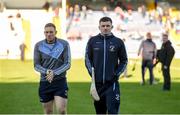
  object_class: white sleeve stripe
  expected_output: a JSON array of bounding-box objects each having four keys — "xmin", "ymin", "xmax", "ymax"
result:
[
  {"xmin": 85, "ymin": 46, "xmax": 92, "ymax": 74},
  {"xmin": 117, "ymin": 61, "xmax": 128, "ymax": 76},
  {"xmin": 35, "ymin": 65, "xmax": 46, "ymax": 74}
]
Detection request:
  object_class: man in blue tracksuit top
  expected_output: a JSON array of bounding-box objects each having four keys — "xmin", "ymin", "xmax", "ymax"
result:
[
  {"xmin": 85, "ymin": 17, "xmax": 128, "ymax": 114},
  {"xmin": 34, "ymin": 23, "xmax": 71, "ymax": 114}
]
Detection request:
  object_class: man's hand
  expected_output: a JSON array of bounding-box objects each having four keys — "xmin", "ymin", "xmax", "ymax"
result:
[
  {"xmin": 46, "ymin": 69, "xmax": 54, "ymax": 83},
  {"xmin": 137, "ymin": 52, "xmax": 140, "ymax": 56},
  {"xmin": 153, "ymin": 58, "xmax": 157, "ymax": 65}
]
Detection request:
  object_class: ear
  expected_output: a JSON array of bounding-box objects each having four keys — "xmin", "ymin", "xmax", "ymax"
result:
[
  {"xmin": 98, "ymin": 26, "xmax": 100, "ymax": 30},
  {"xmin": 111, "ymin": 26, "xmax": 113, "ymax": 29}
]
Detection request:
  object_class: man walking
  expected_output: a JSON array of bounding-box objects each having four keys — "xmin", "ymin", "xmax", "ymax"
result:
[
  {"xmin": 34, "ymin": 23, "xmax": 71, "ymax": 114},
  {"xmin": 85, "ymin": 17, "xmax": 128, "ymax": 114}
]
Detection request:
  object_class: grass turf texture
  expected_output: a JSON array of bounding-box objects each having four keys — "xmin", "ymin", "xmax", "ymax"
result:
[{"xmin": 0, "ymin": 59, "xmax": 180, "ymax": 114}]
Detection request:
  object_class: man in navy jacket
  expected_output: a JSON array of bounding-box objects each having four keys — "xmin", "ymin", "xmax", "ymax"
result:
[
  {"xmin": 85, "ymin": 17, "xmax": 128, "ymax": 114},
  {"xmin": 157, "ymin": 33, "xmax": 175, "ymax": 91}
]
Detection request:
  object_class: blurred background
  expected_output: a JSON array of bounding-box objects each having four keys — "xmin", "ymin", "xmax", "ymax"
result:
[{"xmin": 0, "ymin": 0, "xmax": 180, "ymax": 60}]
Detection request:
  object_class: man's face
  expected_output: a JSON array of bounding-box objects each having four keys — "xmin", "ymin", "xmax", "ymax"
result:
[
  {"xmin": 162, "ymin": 34, "xmax": 168, "ymax": 43},
  {"xmin": 146, "ymin": 33, "xmax": 152, "ymax": 39},
  {"xmin": 44, "ymin": 26, "xmax": 56, "ymax": 43},
  {"xmin": 99, "ymin": 21, "xmax": 113, "ymax": 35}
]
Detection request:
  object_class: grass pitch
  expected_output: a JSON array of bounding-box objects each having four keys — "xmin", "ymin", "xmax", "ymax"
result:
[{"xmin": 0, "ymin": 59, "xmax": 180, "ymax": 114}]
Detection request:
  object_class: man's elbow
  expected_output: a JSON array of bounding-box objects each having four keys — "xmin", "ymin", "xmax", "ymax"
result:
[
  {"xmin": 34, "ymin": 66, "xmax": 39, "ymax": 73},
  {"xmin": 67, "ymin": 62, "xmax": 71, "ymax": 70}
]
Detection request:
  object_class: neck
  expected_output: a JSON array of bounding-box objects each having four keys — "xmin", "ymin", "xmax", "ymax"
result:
[
  {"xmin": 46, "ymin": 38, "xmax": 56, "ymax": 44},
  {"xmin": 147, "ymin": 39, "xmax": 152, "ymax": 42},
  {"xmin": 100, "ymin": 33, "xmax": 112, "ymax": 36}
]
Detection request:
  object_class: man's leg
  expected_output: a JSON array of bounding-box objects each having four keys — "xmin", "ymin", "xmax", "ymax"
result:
[
  {"xmin": 148, "ymin": 61, "xmax": 154, "ymax": 85},
  {"xmin": 167, "ymin": 67, "xmax": 171, "ymax": 90},
  {"xmin": 42, "ymin": 100, "xmax": 54, "ymax": 114},
  {"xmin": 94, "ymin": 96, "xmax": 107, "ymax": 114},
  {"xmin": 141, "ymin": 60, "xmax": 146, "ymax": 85},
  {"xmin": 53, "ymin": 78, "xmax": 68, "ymax": 114},
  {"xmin": 162, "ymin": 67, "xmax": 171, "ymax": 90},
  {"xmin": 54, "ymin": 96, "xmax": 67, "ymax": 114},
  {"xmin": 107, "ymin": 82, "xmax": 120, "ymax": 114},
  {"xmin": 39, "ymin": 81, "xmax": 54, "ymax": 114}
]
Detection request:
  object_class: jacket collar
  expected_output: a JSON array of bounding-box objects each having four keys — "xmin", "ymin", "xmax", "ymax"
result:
[
  {"xmin": 45, "ymin": 37, "xmax": 57, "ymax": 44},
  {"xmin": 163, "ymin": 40, "xmax": 171, "ymax": 47},
  {"xmin": 98, "ymin": 33, "xmax": 114, "ymax": 39}
]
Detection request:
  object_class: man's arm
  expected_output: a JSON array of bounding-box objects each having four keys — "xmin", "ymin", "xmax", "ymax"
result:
[
  {"xmin": 164, "ymin": 46, "xmax": 175, "ymax": 67},
  {"xmin": 85, "ymin": 39, "xmax": 93, "ymax": 76},
  {"xmin": 138, "ymin": 41, "xmax": 143, "ymax": 56},
  {"xmin": 153, "ymin": 43, "xmax": 157, "ymax": 64},
  {"xmin": 53, "ymin": 42, "xmax": 71, "ymax": 76},
  {"xmin": 114, "ymin": 41, "xmax": 128, "ymax": 78},
  {"xmin": 34, "ymin": 43, "xmax": 47, "ymax": 74}
]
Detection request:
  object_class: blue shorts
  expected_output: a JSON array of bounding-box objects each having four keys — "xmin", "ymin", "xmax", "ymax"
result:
[{"xmin": 39, "ymin": 78, "xmax": 68, "ymax": 103}]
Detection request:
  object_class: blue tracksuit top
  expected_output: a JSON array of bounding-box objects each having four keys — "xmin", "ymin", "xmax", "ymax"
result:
[
  {"xmin": 85, "ymin": 33, "xmax": 128, "ymax": 83},
  {"xmin": 34, "ymin": 38, "xmax": 71, "ymax": 81}
]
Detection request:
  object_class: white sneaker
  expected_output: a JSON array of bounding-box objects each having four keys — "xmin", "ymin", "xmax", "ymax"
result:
[
  {"xmin": 140, "ymin": 81, "xmax": 145, "ymax": 85},
  {"xmin": 152, "ymin": 80, "xmax": 158, "ymax": 84}
]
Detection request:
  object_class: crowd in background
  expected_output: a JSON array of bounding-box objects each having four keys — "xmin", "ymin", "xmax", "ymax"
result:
[
  {"xmin": 0, "ymin": 2, "xmax": 180, "ymax": 59},
  {"xmin": 66, "ymin": 3, "xmax": 180, "ymax": 41}
]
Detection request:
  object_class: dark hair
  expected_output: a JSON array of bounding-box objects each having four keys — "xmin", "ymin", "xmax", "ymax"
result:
[
  {"xmin": 99, "ymin": 16, "xmax": 112, "ymax": 24},
  {"xmin": 146, "ymin": 32, "xmax": 151, "ymax": 36},
  {"xmin": 44, "ymin": 23, "xmax": 56, "ymax": 30},
  {"xmin": 162, "ymin": 33, "xmax": 168, "ymax": 37}
]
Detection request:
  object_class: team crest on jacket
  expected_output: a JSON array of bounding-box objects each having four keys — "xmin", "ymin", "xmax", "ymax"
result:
[
  {"xmin": 115, "ymin": 94, "xmax": 120, "ymax": 100},
  {"xmin": 109, "ymin": 45, "xmax": 115, "ymax": 52}
]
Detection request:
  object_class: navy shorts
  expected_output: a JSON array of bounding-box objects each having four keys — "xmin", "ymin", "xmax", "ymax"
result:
[{"xmin": 39, "ymin": 78, "xmax": 68, "ymax": 103}]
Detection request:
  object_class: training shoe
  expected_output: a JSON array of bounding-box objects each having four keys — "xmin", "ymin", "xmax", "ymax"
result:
[
  {"xmin": 163, "ymin": 88, "xmax": 170, "ymax": 91},
  {"xmin": 140, "ymin": 81, "xmax": 145, "ymax": 85},
  {"xmin": 152, "ymin": 80, "xmax": 158, "ymax": 85}
]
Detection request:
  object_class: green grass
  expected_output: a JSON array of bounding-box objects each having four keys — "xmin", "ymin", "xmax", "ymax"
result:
[{"xmin": 0, "ymin": 59, "xmax": 180, "ymax": 114}]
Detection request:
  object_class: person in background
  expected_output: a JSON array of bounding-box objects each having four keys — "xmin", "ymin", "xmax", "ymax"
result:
[
  {"xmin": 156, "ymin": 33, "xmax": 175, "ymax": 91},
  {"xmin": 138, "ymin": 32, "xmax": 157, "ymax": 85}
]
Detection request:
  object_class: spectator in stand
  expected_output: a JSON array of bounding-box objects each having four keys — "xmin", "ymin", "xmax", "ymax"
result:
[
  {"xmin": 81, "ymin": 5, "xmax": 87, "ymax": 20},
  {"xmin": 102, "ymin": 6, "xmax": 108, "ymax": 16}
]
